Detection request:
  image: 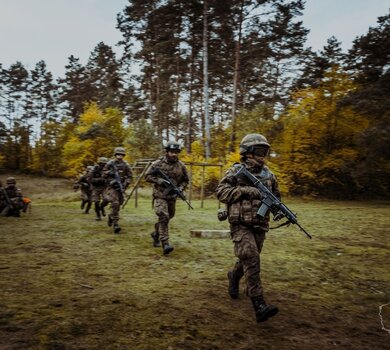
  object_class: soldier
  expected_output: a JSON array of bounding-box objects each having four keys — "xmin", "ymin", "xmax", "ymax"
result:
[
  {"xmin": 1, "ymin": 177, "xmax": 24, "ymax": 217},
  {"xmin": 0, "ymin": 180, "xmax": 6, "ymax": 215},
  {"xmin": 103, "ymin": 147, "xmax": 132, "ymax": 233},
  {"xmin": 145, "ymin": 141, "xmax": 189, "ymax": 255},
  {"xmin": 74, "ymin": 166, "xmax": 93, "ymax": 214},
  {"xmin": 88, "ymin": 157, "xmax": 109, "ymax": 221},
  {"xmin": 216, "ymin": 134, "xmax": 281, "ymax": 323}
]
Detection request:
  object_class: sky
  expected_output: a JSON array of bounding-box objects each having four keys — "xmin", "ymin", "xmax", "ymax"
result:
[{"xmin": 0, "ymin": 0, "xmax": 389, "ymax": 79}]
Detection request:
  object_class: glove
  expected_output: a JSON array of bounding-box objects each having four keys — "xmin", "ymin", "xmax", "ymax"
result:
[
  {"xmin": 156, "ymin": 178, "xmax": 169, "ymax": 186},
  {"xmin": 217, "ymin": 209, "xmax": 228, "ymax": 221},
  {"xmin": 273, "ymin": 210, "xmax": 285, "ymax": 221},
  {"xmin": 241, "ymin": 186, "xmax": 262, "ymax": 199}
]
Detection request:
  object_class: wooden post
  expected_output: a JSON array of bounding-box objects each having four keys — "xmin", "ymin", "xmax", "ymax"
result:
[
  {"xmin": 218, "ymin": 164, "xmax": 223, "ymax": 209},
  {"xmin": 200, "ymin": 165, "xmax": 205, "ymax": 208},
  {"xmin": 134, "ymin": 175, "xmax": 138, "ymax": 208},
  {"xmin": 188, "ymin": 163, "xmax": 193, "ymax": 209}
]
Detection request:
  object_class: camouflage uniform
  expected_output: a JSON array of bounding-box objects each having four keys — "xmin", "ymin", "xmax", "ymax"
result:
[
  {"xmin": 216, "ymin": 133, "xmax": 280, "ymax": 323},
  {"xmin": 145, "ymin": 141, "xmax": 189, "ymax": 254},
  {"xmin": 0, "ymin": 177, "xmax": 24, "ymax": 217},
  {"xmin": 88, "ymin": 157, "xmax": 109, "ymax": 221},
  {"xmin": 74, "ymin": 167, "xmax": 93, "ymax": 214},
  {"xmin": 102, "ymin": 148, "xmax": 132, "ymax": 233}
]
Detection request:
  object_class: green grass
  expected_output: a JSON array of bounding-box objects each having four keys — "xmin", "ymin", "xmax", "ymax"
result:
[{"xmin": 0, "ymin": 174, "xmax": 389, "ymax": 349}]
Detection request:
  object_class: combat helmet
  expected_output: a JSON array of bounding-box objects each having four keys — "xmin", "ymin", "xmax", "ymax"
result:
[
  {"xmin": 98, "ymin": 157, "xmax": 109, "ymax": 164},
  {"xmin": 114, "ymin": 147, "xmax": 126, "ymax": 156},
  {"xmin": 165, "ymin": 141, "xmax": 182, "ymax": 152},
  {"xmin": 6, "ymin": 177, "xmax": 16, "ymax": 185},
  {"xmin": 239, "ymin": 134, "xmax": 270, "ymax": 154}
]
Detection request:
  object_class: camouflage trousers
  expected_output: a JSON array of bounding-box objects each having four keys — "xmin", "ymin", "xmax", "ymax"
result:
[
  {"xmin": 80, "ymin": 189, "xmax": 92, "ymax": 202},
  {"xmin": 230, "ymin": 224, "xmax": 266, "ymax": 298},
  {"xmin": 104, "ymin": 187, "xmax": 124, "ymax": 224},
  {"xmin": 91, "ymin": 187, "xmax": 106, "ymax": 202},
  {"xmin": 153, "ymin": 198, "xmax": 176, "ymax": 243}
]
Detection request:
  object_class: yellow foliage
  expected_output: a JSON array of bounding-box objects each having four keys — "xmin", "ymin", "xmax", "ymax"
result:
[
  {"xmin": 62, "ymin": 103, "xmax": 130, "ymax": 177},
  {"xmin": 277, "ymin": 67, "xmax": 370, "ymax": 196}
]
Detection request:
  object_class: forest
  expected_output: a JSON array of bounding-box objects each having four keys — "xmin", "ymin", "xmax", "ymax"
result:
[{"xmin": 0, "ymin": 0, "xmax": 389, "ymax": 199}]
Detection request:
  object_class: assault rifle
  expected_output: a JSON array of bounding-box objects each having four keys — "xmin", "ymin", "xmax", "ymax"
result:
[
  {"xmin": 153, "ymin": 168, "xmax": 194, "ymax": 210},
  {"xmin": 234, "ymin": 164, "xmax": 312, "ymax": 239}
]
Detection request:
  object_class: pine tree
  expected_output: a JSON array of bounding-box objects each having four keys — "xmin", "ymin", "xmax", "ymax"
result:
[{"xmin": 58, "ymin": 55, "xmax": 93, "ymax": 123}]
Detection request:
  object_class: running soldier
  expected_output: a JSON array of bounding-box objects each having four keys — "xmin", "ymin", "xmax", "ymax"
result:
[
  {"xmin": 74, "ymin": 166, "xmax": 93, "ymax": 214},
  {"xmin": 216, "ymin": 134, "xmax": 281, "ymax": 323},
  {"xmin": 103, "ymin": 147, "xmax": 132, "ymax": 233},
  {"xmin": 88, "ymin": 157, "xmax": 109, "ymax": 221},
  {"xmin": 145, "ymin": 141, "xmax": 189, "ymax": 255}
]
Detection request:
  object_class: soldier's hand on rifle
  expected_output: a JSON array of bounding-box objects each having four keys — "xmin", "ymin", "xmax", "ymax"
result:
[
  {"xmin": 156, "ymin": 178, "xmax": 170, "ymax": 186},
  {"xmin": 241, "ymin": 186, "xmax": 262, "ymax": 199},
  {"xmin": 176, "ymin": 186, "xmax": 186, "ymax": 198},
  {"xmin": 273, "ymin": 210, "xmax": 285, "ymax": 221}
]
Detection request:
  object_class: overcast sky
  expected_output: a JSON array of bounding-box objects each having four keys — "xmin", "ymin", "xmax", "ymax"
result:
[{"xmin": 0, "ymin": 0, "xmax": 389, "ymax": 78}]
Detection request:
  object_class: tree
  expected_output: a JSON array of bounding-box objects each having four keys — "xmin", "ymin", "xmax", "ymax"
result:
[
  {"xmin": 85, "ymin": 42, "xmax": 123, "ymax": 109},
  {"xmin": 345, "ymin": 11, "xmax": 390, "ymax": 196},
  {"xmin": 58, "ymin": 55, "xmax": 94, "ymax": 123},
  {"xmin": 278, "ymin": 68, "xmax": 370, "ymax": 197},
  {"xmin": 62, "ymin": 103, "xmax": 128, "ymax": 177}
]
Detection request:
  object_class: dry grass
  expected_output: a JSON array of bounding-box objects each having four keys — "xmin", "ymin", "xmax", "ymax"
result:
[{"xmin": 0, "ymin": 174, "xmax": 389, "ymax": 349}]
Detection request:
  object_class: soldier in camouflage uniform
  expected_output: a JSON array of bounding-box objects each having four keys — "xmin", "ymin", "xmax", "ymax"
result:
[
  {"xmin": 216, "ymin": 134, "xmax": 281, "ymax": 323},
  {"xmin": 74, "ymin": 166, "xmax": 93, "ymax": 214},
  {"xmin": 88, "ymin": 157, "xmax": 109, "ymax": 221},
  {"xmin": 0, "ymin": 177, "xmax": 24, "ymax": 217},
  {"xmin": 103, "ymin": 147, "xmax": 132, "ymax": 233},
  {"xmin": 145, "ymin": 141, "xmax": 189, "ymax": 255}
]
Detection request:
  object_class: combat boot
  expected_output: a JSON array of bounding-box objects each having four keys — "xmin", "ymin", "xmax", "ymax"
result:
[
  {"xmin": 113, "ymin": 223, "xmax": 121, "ymax": 234},
  {"xmin": 227, "ymin": 270, "xmax": 241, "ymax": 299},
  {"xmin": 162, "ymin": 241, "xmax": 174, "ymax": 255},
  {"xmin": 151, "ymin": 232, "xmax": 161, "ymax": 247},
  {"xmin": 251, "ymin": 296, "xmax": 278, "ymax": 323},
  {"xmin": 107, "ymin": 214, "xmax": 113, "ymax": 227}
]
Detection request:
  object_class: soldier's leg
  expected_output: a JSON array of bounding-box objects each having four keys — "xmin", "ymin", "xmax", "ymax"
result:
[
  {"xmin": 101, "ymin": 188, "xmax": 109, "ymax": 217},
  {"xmin": 84, "ymin": 201, "xmax": 91, "ymax": 214},
  {"xmin": 81, "ymin": 191, "xmax": 88, "ymax": 212},
  {"xmin": 227, "ymin": 258, "xmax": 244, "ymax": 299},
  {"xmin": 105, "ymin": 188, "xmax": 115, "ymax": 228},
  {"xmin": 154, "ymin": 198, "xmax": 173, "ymax": 254},
  {"xmin": 232, "ymin": 226, "xmax": 263, "ymax": 298},
  {"xmin": 85, "ymin": 192, "xmax": 92, "ymax": 214},
  {"xmin": 151, "ymin": 222, "xmax": 160, "ymax": 247},
  {"xmin": 110, "ymin": 190, "xmax": 121, "ymax": 233},
  {"xmin": 233, "ymin": 227, "xmax": 277, "ymax": 322},
  {"xmin": 91, "ymin": 189, "xmax": 101, "ymax": 220}
]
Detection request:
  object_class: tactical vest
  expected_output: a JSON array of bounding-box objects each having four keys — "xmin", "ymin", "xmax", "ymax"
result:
[
  {"xmin": 150, "ymin": 157, "xmax": 188, "ymax": 199},
  {"xmin": 107, "ymin": 160, "xmax": 131, "ymax": 183},
  {"xmin": 228, "ymin": 165, "xmax": 274, "ymax": 228}
]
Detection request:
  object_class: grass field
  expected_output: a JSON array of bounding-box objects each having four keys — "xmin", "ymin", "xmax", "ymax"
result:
[{"xmin": 0, "ymin": 174, "xmax": 389, "ymax": 350}]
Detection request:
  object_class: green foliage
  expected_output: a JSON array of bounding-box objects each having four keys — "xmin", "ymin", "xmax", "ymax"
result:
[
  {"xmin": 30, "ymin": 121, "xmax": 72, "ymax": 176},
  {"xmin": 125, "ymin": 119, "xmax": 161, "ymax": 162},
  {"xmin": 62, "ymin": 103, "xmax": 129, "ymax": 177}
]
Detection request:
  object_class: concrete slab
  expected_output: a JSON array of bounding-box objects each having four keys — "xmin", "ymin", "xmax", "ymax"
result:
[{"xmin": 190, "ymin": 229, "xmax": 230, "ymax": 239}]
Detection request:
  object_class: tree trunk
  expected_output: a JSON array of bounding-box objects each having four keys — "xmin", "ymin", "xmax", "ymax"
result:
[
  {"xmin": 229, "ymin": 0, "xmax": 244, "ymax": 153},
  {"xmin": 203, "ymin": 0, "xmax": 211, "ymax": 159}
]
